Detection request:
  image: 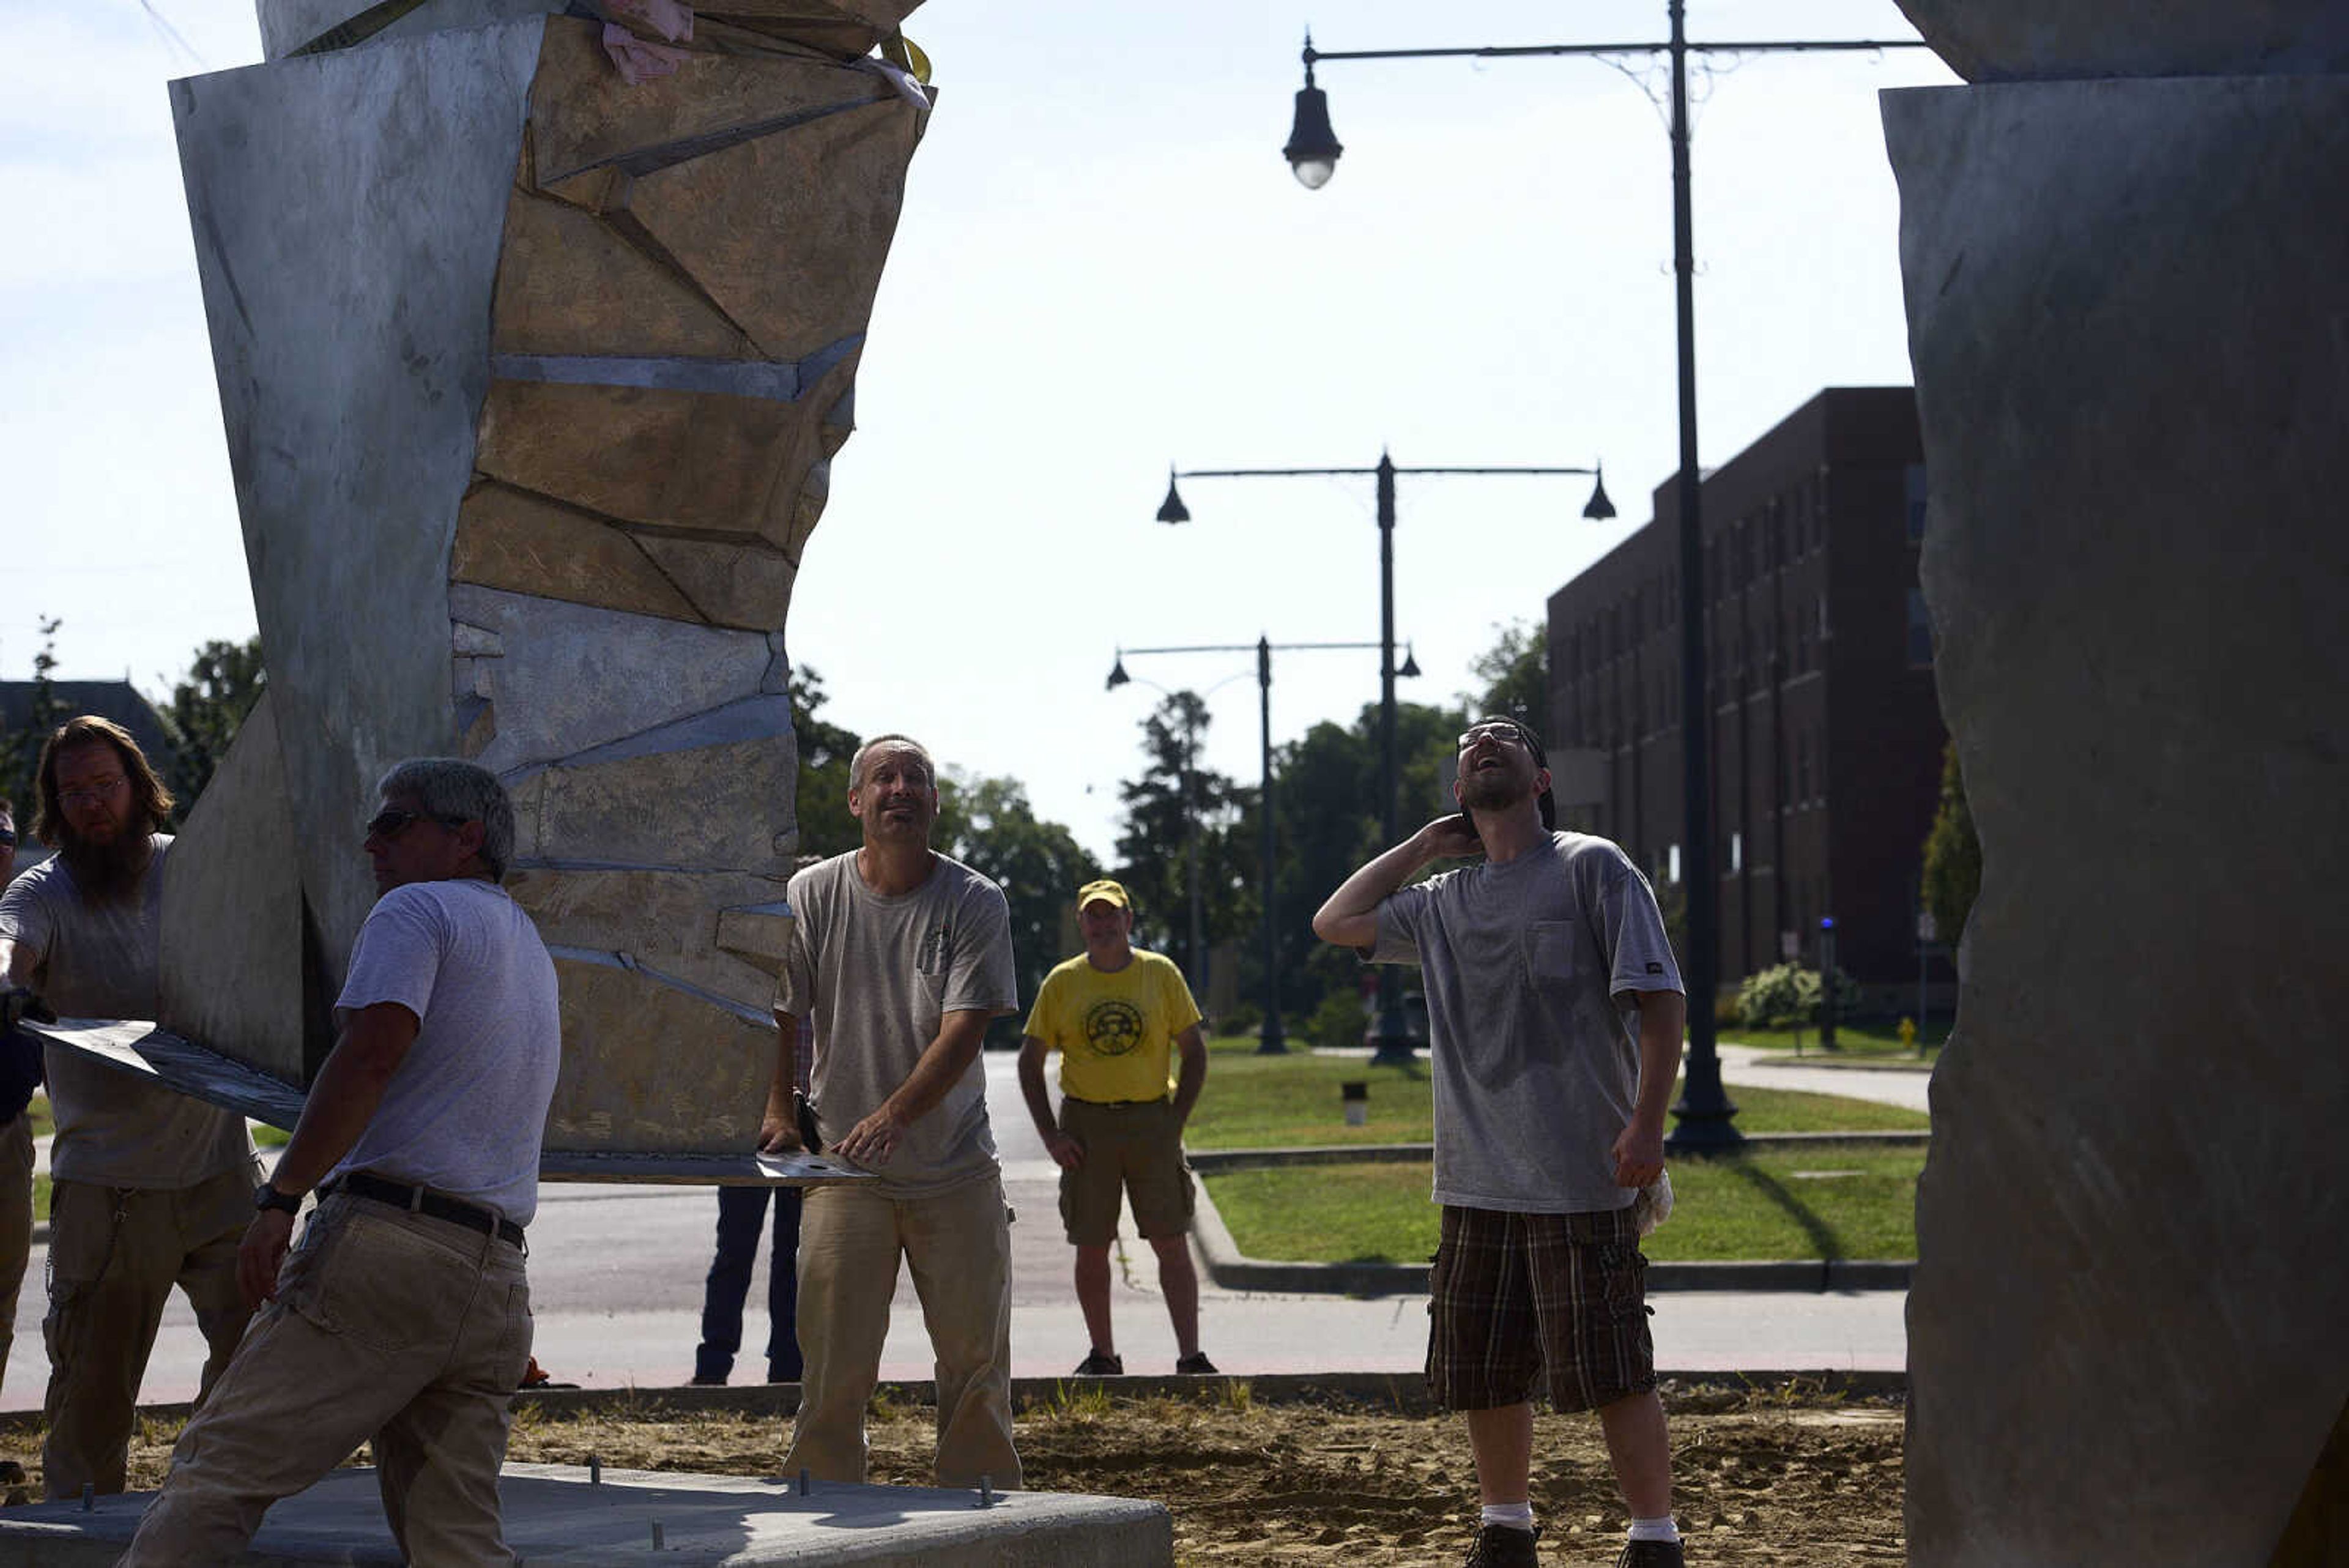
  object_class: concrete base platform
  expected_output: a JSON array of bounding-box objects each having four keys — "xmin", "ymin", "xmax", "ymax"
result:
[{"xmin": 0, "ymin": 1463, "xmax": 1171, "ymax": 1566}]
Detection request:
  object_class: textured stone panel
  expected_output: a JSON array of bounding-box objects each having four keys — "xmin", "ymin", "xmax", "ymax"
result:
[
  {"xmin": 158, "ymin": 693, "xmax": 307, "ymax": 1083},
  {"xmin": 446, "ymin": 584, "xmax": 773, "ymax": 773},
  {"xmin": 546, "ymin": 959, "xmax": 773, "ymax": 1152},
  {"xmin": 1891, "ymin": 1, "xmax": 2349, "ymax": 82},
  {"xmin": 452, "ymin": 482, "xmax": 700, "ymax": 620},
  {"xmin": 489, "ymin": 184, "xmax": 753, "ymax": 360},
  {"xmin": 527, "ymin": 732, "xmax": 795, "ymax": 873},
  {"xmin": 529, "ymin": 16, "xmax": 894, "ymax": 187},
  {"xmin": 1885, "ymin": 76, "xmax": 2349, "ymax": 1567},
  {"xmin": 700, "ymin": 1, "xmax": 924, "ymax": 63},
  {"xmin": 173, "ymin": 21, "xmax": 541, "ymax": 980},
  {"xmin": 626, "ymin": 98, "xmax": 921, "ymax": 361},
  {"xmin": 472, "ymin": 375, "xmax": 845, "ymax": 542},
  {"xmin": 511, "ymin": 866, "xmax": 784, "ymax": 1003},
  {"xmin": 256, "ymin": 0, "xmax": 563, "ymax": 61},
  {"xmin": 634, "ymin": 536, "xmax": 798, "ymax": 630},
  {"xmin": 716, "ymin": 902, "xmax": 793, "ymax": 976}
]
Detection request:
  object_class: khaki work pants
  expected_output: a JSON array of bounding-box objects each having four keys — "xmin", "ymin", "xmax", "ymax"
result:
[
  {"xmin": 785, "ymin": 1174, "xmax": 1020, "ymax": 1490},
  {"xmin": 0, "ymin": 1112, "xmax": 34, "ymax": 1391},
  {"xmin": 119, "ymin": 1192, "xmax": 533, "ymax": 1567},
  {"xmin": 42, "ymin": 1167, "xmax": 252, "ymax": 1499}
]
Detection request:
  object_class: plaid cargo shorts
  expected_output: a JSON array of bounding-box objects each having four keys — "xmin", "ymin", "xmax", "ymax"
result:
[{"xmin": 1425, "ymin": 1203, "xmax": 1656, "ymax": 1413}]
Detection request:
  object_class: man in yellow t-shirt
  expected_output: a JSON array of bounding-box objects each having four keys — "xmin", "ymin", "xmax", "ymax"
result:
[{"xmin": 1017, "ymin": 879, "xmax": 1213, "ymax": 1377}]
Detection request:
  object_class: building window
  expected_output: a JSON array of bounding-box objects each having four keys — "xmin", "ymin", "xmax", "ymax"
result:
[
  {"xmin": 1906, "ymin": 463, "xmax": 1929, "ymax": 543},
  {"xmin": 1728, "ymin": 831, "xmax": 1743, "ymax": 875},
  {"xmin": 1666, "ymin": 843, "xmax": 1681, "ymax": 884},
  {"xmin": 1907, "ymin": 586, "xmax": 1935, "ymax": 667}
]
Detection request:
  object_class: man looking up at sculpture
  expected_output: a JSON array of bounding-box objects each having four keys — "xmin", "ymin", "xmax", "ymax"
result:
[
  {"xmin": 1018, "ymin": 877, "xmax": 1215, "ymax": 1377},
  {"xmin": 119, "ymin": 757, "xmax": 561, "ymax": 1566},
  {"xmin": 0, "ymin": 718, "xmax": 256, "ymax": 1500},
  {"xmin": 763, "ymin": 733, "xmax": 1022, "ymax": 1489},
  {"xmin": 1313, "ymin": 716, "xmax": 1690, "ymax": 1568}
]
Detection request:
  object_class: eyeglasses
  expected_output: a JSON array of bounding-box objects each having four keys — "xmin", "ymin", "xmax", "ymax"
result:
[
  {"xmin": 57, "ymin": 775, "xmax": 128, "ymax": 806},
  {"xmin": 0, "ymin": 828, "xmax": 17, "ymax": 847},
  {"xmin": 1457, "ymin": 723, "xmax": 1527, "ymax": 752},
  {"xmin": 365, "ymin": 808, "xmax": 469, "ymax": 841}
]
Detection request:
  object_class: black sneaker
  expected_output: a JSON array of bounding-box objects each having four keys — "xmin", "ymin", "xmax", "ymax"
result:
[
  {"xmin": 1464, "ymin": 1523, "xmax": 1541, "ymax": 1567},
  {"xmin": 1072, "ymin": 1349, "xmax": 1123, "ymax": 1376},
  {"xmin": 1174, "ymin": 1351, "xmax": 1219, "ymax": 1375},
  {"xmin": 1614, "ymin": 1539, "xmax": 1685, "ymax": 1568}
]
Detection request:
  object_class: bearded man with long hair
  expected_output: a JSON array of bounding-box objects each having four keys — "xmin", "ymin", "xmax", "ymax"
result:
[{"xmin": 0, "ymin": 716, "xmax": 258, "ymax": 1499}]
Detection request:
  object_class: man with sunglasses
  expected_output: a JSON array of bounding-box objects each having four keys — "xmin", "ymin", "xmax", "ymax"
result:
[
  {"xmin": 0, "ymin": 717, "xmax": 258, "ymax": 1500},
  {"xmin": 119, "ymin": 757, "xmax": 561, "ymax": 1566},
  {"xmin": 1313, "ymin": 716, "xmax": 1690, "ymax": 1568}
]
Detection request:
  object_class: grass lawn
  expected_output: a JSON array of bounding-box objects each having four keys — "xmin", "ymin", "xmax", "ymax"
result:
[
  {"xmin": 1187, "ymin": 1040, "xmax": 1926, "ymax": 1150},
  {"xmin": 1723, "ymin": 1019, "xmax": 1946, "ymax": 1058},
  {"xmin": 26, "ymin": 1094, "xmax": 54, "ymax": 1139},
  {"xmin": 1207, "ymin": 1146, "xmax": 1924, "ymax": 1265},
  {"xmin": 34, "ymin": 1172, "xmax": 50, "ymax": 1225}
]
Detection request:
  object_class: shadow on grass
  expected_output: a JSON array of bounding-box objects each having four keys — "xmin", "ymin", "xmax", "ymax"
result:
[{"xmin": 1720, "ymin": 1159, "xmax": 1842, "ymax": 1260}]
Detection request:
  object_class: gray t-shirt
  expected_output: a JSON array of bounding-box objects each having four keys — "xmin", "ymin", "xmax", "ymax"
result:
[
  {"xmin": 777, "ymin": 851, "xmax": 1017, "ymax": 1198},
  {"xmin": 0, "ymin": 836, "xmax": 255, "ymax": 1189},
  {"xmin": 329, "ymin": 878, "xmax": 562, "ymax": 1226},
  {"xmin": 1373, "ymin": 831, "xmax": 1683, "ymax": 1214}
]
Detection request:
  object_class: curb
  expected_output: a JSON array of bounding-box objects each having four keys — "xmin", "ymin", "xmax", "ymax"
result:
[
  {"xmin": 1732, "ymin": 1051, "xmax": 1937, "ymax": 1074},
  {"xmin": 0, "ymin": 1368, "xmax": 1907, "ymax": 1432},
  {"xmin": 1189, "ymin": 1131, "xmax": 1928, "ymax": 1174},
  {"xmin": 1189, "ymin": 1159, "xmax": 1914, "ymax": 1296}
]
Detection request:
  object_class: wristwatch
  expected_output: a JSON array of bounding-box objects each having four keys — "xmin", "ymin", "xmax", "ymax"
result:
[{"xmin": 254, "ymin": 1182, "xmax": 302, "ymax": 1216}]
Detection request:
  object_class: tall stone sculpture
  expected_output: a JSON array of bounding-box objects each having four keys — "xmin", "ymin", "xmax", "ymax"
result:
[
  {"xmin": 1883, "ymin": 6, "xmax": 2348, "ymax": 1562},
  {"xmin": 150, "ymin": 1, "xmax": 930, "ymax": 1161}
]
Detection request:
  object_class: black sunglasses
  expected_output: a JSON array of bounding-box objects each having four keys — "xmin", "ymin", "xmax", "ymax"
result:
[
  {"xmin": 365, "ymin": 808, "xmax": 469, "ymax": 840},
  {"xmin": 0, "ymin": 829, "xmax": 17, "ymax": 847}
]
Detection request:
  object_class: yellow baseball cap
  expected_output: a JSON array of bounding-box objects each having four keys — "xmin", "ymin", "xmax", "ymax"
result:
[{"xmin": 1077, "ymin": 878, "xmax": 1131, "ymax": 911}]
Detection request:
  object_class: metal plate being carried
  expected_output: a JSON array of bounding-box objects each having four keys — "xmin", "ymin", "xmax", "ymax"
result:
[{"xmin": 25, "ymin": 1019, "xmax": 869, "ymax": 1187}]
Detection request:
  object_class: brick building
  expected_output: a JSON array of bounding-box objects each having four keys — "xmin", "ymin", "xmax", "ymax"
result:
[{"xmin": 1545, "ymin": 387, "xmax": 1945, "ymax": 992}]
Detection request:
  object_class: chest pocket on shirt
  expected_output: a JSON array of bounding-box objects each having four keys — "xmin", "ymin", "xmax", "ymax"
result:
[{"xmin": 1526, "ymin": 920, "xmax": 1579, "ymax": 989}]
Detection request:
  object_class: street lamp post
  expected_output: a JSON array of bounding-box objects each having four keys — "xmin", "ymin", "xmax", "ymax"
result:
[
  {"xmin": 1281, "ymin": 10, "xmax": 1928, "ymax": 1145},
  {"xmin": 1159, "ymin": 459, "xmax": 1613, "ymax": 1063},
  {"xmin": 1111, "ymin": 635, "xmax": 1389, "ymax": 1055}
]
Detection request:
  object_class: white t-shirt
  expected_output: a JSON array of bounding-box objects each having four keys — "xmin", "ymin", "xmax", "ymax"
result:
[
  {"xmin": 0, "ymin": 836, "xmax": 254, "ymax": 1188},
  {"xmin": 1374, "ymin": 831, "xmax": 1684, "ymax": 1214},
  {"xmin": 329, "ymin": 878, "xmax": 561, "ymax": 1226},
  {"xmin": 777, "ymin": 851, "xmax": 1018, "ymax": 1197}
]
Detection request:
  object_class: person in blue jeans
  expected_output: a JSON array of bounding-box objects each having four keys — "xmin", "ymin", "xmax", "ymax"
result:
[{"xmin": 692, "ymin": 1184, "xmax": 803, "ymax": 1384}]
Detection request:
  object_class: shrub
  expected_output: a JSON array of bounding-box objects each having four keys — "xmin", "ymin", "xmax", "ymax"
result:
[
  {"xmin": 1307, "ymin": 990, "xmax": 1367, "ymax": 1053},
  {"xmin": 1735, "ymin": 964, "xmax": 1860, "ymax": 1030}
]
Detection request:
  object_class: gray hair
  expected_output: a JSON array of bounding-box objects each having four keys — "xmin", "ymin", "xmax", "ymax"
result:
[
  {"xmin": 849, "ymin": 734, "xmax": 935, "ymax": 792},
  {"xmin": 376, "ymin": 757, "xmax": 516, "ymax": 880}
]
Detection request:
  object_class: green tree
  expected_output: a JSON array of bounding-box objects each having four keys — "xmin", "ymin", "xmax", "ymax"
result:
[
  {"xmin": 1921, "ymin": 739, "xmax": 1981, "ymax": 945},
  {"xmin": 1112, "ymin": 691, "xmax": 1251, "ymax": 982},
  {"xmin": 0, "ymin": 617, "xmax": 65, "ymax": 820},
  {"xmin": 937, "ymin": 771, "xmax": 1102, "ymax": 1046},
  {"xmin": 789, "ymin": 665, "xmax": 864, "ymax": 858},
  {"xmin": 1461, "ymin": 618, "xmax": 1546, "ymax": 727},
  {"xmin": 161, "ymin": 635, "xmax": 267, "ymax": 820}
]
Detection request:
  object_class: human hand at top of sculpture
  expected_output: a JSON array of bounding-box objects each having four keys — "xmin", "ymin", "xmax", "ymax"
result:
[
  {"xmin": 603, "ymin": 0, "xmax": 692, "ymax": 42},
  {"xmin": 596, "ymin": 0, "xmax": 694, "ymax": 86}
]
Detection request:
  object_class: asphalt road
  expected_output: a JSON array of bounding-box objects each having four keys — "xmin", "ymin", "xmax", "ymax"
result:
[{"xmin": 2, "ymin": 1048, "xmax": 1921, "ymax": 1412}]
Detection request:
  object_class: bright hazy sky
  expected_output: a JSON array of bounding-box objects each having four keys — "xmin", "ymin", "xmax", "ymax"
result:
[{"xmin": 1, "ymin": 1, "xmax": 1958, "ymax": 860}]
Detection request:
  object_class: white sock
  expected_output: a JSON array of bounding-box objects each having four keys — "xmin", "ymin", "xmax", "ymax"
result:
[
  {"xmin": 1628, "ymin": 1515, "xmax": 1680, "ymax": 1543},
  {"xmin": 1480, "ymin": 1503, "xmax": 1534, "ymax": 1532}
]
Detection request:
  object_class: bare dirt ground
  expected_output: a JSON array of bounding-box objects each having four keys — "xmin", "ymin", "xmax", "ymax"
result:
[{"xmin": 73, "ymin": 1383, "xmax": 1905, "ymax": 1565}]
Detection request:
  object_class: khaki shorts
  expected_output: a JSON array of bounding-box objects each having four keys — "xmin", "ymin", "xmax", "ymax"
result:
[{"xmin": 1056, "ymin": 1097, "xmax": 1195, "ymax": 1246}]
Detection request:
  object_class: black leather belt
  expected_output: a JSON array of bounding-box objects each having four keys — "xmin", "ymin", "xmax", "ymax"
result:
[{"xmin": 323, "ymin": 1172, "xmax": 524, "ymax": 1249}]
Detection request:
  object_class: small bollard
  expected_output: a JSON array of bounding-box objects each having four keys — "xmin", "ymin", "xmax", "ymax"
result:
[
  {"xmin": 588, "ymin": 1455, "xmax": 601, "ymax": 1486},
  {"xmin": 1341, "ymin": 1080, "xmax": 1369, "ymax": 1128},
  {"xmin": 798, "ymin": 1467, "xmax": 811, "ymax": 1497},
  {"xmin": 81, "ymin": 1483, "xmax": 94, "ymax": 1512},
  {"xmin": 649, "ymin": 1518, "xmax": 665, "ymax": 1548},
  {"xmin": 975, "ymin": 1474, "xmax": 995, "ymax": 1508}
]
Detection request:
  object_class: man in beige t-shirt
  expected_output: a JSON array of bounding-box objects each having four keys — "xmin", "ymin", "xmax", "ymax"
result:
[{"xmin": 0, "ymin": 718, "xmax": 256, "ymax": 1498}]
